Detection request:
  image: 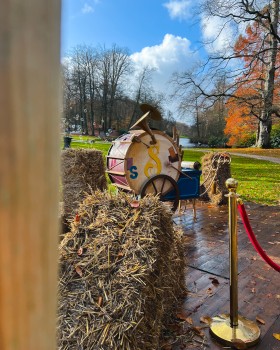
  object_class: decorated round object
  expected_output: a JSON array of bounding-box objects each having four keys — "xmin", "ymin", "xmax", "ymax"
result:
[{"xmin": 107, "ymin": 130, "xmax": 181, "ymax": 195}]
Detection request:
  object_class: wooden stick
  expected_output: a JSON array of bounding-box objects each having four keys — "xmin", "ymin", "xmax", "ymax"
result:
[
  {"xmin": 0, "ymin": 1, "xmax": 61, "ymax": 349},
  {"xmin": 169, "ymin": 164, "xmax": 193, "ymax": 180}
]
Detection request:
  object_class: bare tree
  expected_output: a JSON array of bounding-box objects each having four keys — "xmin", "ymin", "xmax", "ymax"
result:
[
  {"xmin": 83, "ymin": 47, "xmax": 99, "ymax": 135},
  {"xmin": 61, "ymin": 44, "xmax": 170, "ymax": 136},
  {"xmin": 71, "ymin": 46, "xmax": 89, "ymax": 134},
  {"xmin": 128, "ymin": 66, "xmax": 155, "ymax": 127},
  {"xmin": 97, "ymin": 45, "xmax": 132, "ymax": 132},
  {"xmin": 172, "ymin": 72, "xmax": 228, "ymax": 144},
  {"xmin": 62, "ymin": 63, "xmax": 75, "ymax": 134}
]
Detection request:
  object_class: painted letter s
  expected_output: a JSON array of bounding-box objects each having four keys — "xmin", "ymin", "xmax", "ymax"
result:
[{"xmin": 129, "ymin": 165, "xmax": 138, "ymax": 179}]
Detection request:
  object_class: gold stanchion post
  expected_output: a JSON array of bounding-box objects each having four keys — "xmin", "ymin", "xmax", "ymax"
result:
[{"xmin": 209, "ymin": 178, "xmax": 260, "ymax": 348}]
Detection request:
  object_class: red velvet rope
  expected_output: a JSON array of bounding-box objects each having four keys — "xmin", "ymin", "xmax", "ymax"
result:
[{"xmin": 237, "ymin": 203, "xmax": 280, "ymax": 273}]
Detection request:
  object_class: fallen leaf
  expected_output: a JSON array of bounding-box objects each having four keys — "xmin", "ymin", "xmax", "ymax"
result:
[
  {"xmin": 209, "ymin": 277, "xmax": 219, "ymax": 286},
  {"xmin": 75, "ymin": 214, "xmax": 80, "ymax": 222},
  {"xmin": 75, "ymin": 266, "xmax": 83, "ymax": 277},
  {"xmin": 192, "ymin": 326, "xmax": 205, "ymax": 338},
  {"xmin": 252, "ymin": 256, "xmax": 257, "ymax": 261},
  {"xmin": 253, "ymin": 274, "xmax": 270, "ymax": 281},
  {"xmin": 268, "ymin": 242, "xmax": 275, "ymax": 245},
  {"xmin": 166, "ymin": 323, "xmax": 180, "ymax": 332},
  {"xmin": 77, "ymin": 247, "xmax": 83, "ymax": 256},
  {"xmin": 231, "ymin": 338, "xmax": 247, "ymax": 349},
  {"xmin": 251, "ymin": 288, "xmax": 256, "ymax": 293},
  {"xmin": 256, "ymin": 316, "xmax": 265, "ymax": 325},
  {"xmin": 175, "ymin": 313, "xmax": 193, "ymax": 324},
  {"xmin": 273, "ymin": 333, "xmax": 280, "ymax": 340},
  {"xmin": 176, "ymin": 313, "xmax": 188, "ymax": 321},
  {"xmin": 276, "ymin": 295, "xmax": 280, "ymax": 299},
  {"xmin": 200, "ymin": 316, "xmax": 212, "ymax": 325}
]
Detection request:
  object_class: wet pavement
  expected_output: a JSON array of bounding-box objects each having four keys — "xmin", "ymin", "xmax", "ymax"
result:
[{"xmin": 169, "ymin": 200, "xmax": 280, "ymax": 350}]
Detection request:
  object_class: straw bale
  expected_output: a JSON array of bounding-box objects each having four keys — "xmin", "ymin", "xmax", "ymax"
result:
[
  {"xmin": 61, "ymin": 149, "xmax": 107, "ymax": 220},
  {"xmin": 57, "ymin": 190, "xmax": 186, "ymax": 350},
  {"xmin": 201, "ymin": 152, "xmax": 231, "ymax": 205}
]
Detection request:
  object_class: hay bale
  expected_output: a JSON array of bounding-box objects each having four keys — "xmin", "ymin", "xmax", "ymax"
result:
[
  {"xmin": 201, "ymin": 152, "xmax": 231, "ymax": 205},
  {"xmin": 61, "ymin": 149, "xmax": 107, "ymax": 221},
  {"xmin": 57, "ymin": 191, "xmax": 186, "ymax": 350}
]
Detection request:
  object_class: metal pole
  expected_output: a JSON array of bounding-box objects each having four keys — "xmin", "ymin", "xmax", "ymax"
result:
[
  {"xmin": 209, "ymin": 178, "xmax": 260, "ymax": 347},
  {"xmin": 227, "ymin": 178, "xmax": 239, "ymax": 327}
]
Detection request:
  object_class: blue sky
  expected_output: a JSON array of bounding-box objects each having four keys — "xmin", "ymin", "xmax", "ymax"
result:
[
  {"xmin": 61, "ymin": 0, "xmax": 203, "ymax": 55},
  {"xmin": 61, "ymin": 0, "xmax": 233, "ymax": 118}
]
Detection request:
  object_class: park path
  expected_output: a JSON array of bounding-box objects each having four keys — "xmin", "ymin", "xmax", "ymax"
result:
[
  {"xmin": 225, "ymin": 152, "xmax": 280, "ymax": 164},
  {"xmin": 194, "ymin": 149, "xmax": 280, "ymax": 164}
]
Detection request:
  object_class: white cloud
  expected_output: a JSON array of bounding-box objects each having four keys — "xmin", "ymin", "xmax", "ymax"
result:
[
  {"xmin": 130, "ymin": 34, "xmax": 198, "ymax": 114},
  {"xmin": 163, "ymin": 0, "xmax": 192, "ymax": 21},
  {"xmin": 82, "ymin": 3, "xmax": 94, "ymax": 14},
  {"xmin": 201, "ymin": 16, "xmax": 235, "ymax": 54},
  {"xmin": 131, "ymin": 34, "xmax": 195, "ymax": 73},
  {"xmin": 61, "ymin": 56, "xmax": 72, "ymax": 66}
]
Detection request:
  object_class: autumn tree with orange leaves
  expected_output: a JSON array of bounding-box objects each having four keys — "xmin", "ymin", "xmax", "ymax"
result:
[
  {"xmin": 225, "ymin": 17, "xmax": 280, "ymax": 146},
  {"xmin": 225, "ymin": 87, "xmax": 258, "ymax": 146},
  {"xmin": 173, "ymin": 0, "xmax": 280, "ymax": 148}
]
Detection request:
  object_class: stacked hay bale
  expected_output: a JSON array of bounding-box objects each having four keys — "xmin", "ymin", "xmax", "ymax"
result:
[
  {"xmin": 201, "ymin": 152, "xmax": 231, "ymax": 205},
  {"xmin": 57, "ymin": 190, "xmax": 186, "ymax": 350},
  {"xmin": 61, "ymin": 149, "xmax": 107, "ymax": 231}
]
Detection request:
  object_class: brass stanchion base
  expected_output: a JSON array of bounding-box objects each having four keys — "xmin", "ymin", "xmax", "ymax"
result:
[{"xmin": 210, "ymin": 314, "xmax": 260, "ymax": 348}]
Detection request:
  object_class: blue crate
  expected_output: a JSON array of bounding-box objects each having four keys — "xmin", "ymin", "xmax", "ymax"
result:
[{"xmin": 164, "ymin": 168, "xmax": 202, "ymax": 201}]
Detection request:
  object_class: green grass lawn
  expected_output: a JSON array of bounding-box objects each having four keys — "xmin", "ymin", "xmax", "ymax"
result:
[
  {"xmin": 182, "ymin": 149, "xmax": 280, "ymax": 205},
  {"xmin": 230, "ymin": 156, "xmax": 280, "ymax": 205},
  {"xmin": 65, "ymin": 140, "xmax": 280, "ymax": 206},
  {"xmin": 62, "ymin": 135, "xmax": 112, "ymax": 152},
  {"xmin": 67, "ymin": 134, "xmax": 96, "ymax": 141}
]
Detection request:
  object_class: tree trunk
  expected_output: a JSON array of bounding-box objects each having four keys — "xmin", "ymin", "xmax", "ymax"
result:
[
  {"xmin": 256, "ymin": 0, "xmax": 279, "ymax": 148},
  {"xmin": 257, "ymin": 118, "xmax": 272, "ymax": 147},
  {"xmin": 195, "ymin": 98, "xmax": 200, "ymax": 138}
]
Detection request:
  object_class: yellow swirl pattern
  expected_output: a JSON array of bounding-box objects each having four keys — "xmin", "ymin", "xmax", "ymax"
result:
[{"xmin": 144, "ymin": 144, "xmax": 162, "ymax": 178}]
